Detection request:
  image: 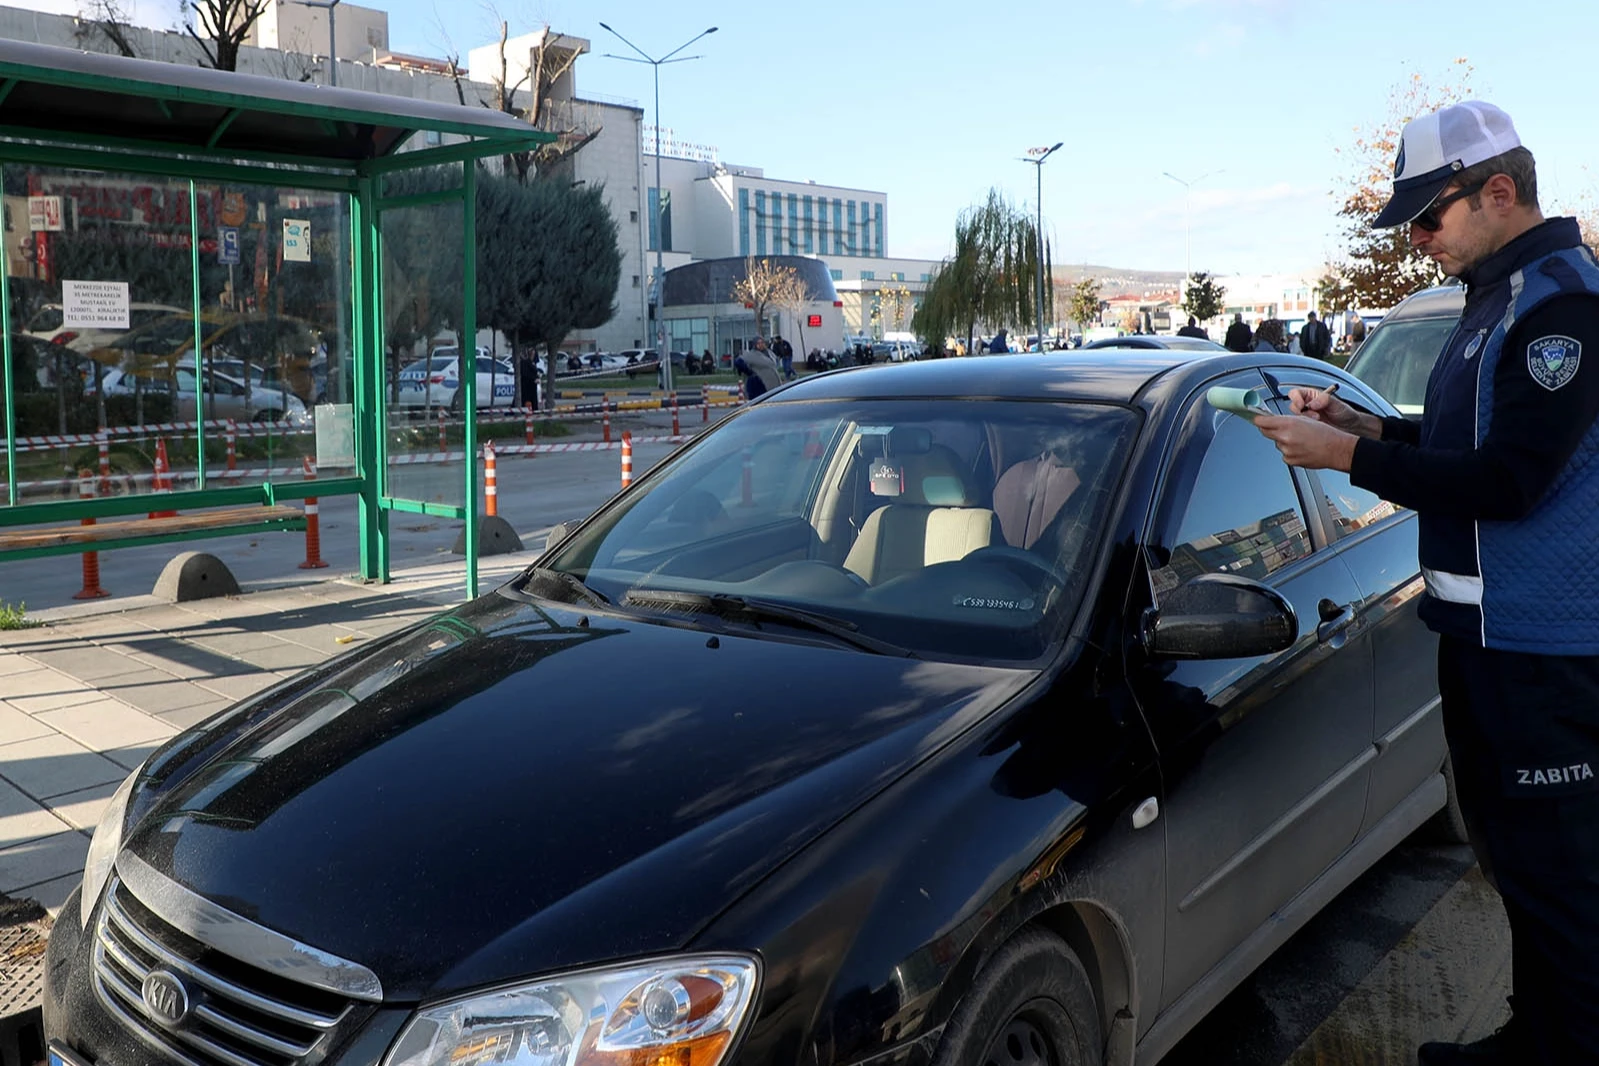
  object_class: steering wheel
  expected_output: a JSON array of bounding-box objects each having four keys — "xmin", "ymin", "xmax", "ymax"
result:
[{"xmin": 962, "ymin": 546, "xmax": 1068, "ymax": 587}]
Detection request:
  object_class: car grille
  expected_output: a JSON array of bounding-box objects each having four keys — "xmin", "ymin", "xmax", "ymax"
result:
[{"xmin": 92, "ymin": 876, "xmax": 355, "ymax": 1066}]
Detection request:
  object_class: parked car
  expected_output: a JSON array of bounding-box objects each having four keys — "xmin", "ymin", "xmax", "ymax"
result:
[
  {"xmin": 1082, "ymin": 334, "xmax": 1228, "ymax": 352},
  {"xmin": 397, "ymin": 348, "xmax": 529, "ymax": 411},
  {"xmin": 85, "ymin": 313, "xmax": 324, "ymax": 406},
  {"xmin": 90, "ymin": 366, "xmax": 311, "ymax": 425},
  {"xmin": 44, "ymin": 350, "xmax": 1453, "ymax": 1066},
  {"xmin": 1343, "ymin": 284, "xmax": 1465, "ymax": 418},
  {"xmin": 24, "ymin": 301, "xmax": 188, "ymax": 354}
]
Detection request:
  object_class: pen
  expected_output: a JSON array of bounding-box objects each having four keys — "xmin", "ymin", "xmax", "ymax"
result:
[{"xmin": 1303, "ymin": 382, "xmax": 1339, "ymax": 410}]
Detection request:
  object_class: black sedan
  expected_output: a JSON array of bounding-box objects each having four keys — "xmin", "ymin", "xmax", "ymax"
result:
[{"xmin": 43, "ymin": 350, "xmax": 1453, "ymax": 1066}]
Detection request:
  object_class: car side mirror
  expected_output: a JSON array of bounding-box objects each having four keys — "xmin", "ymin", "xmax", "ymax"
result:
[{"xmin": 1142, "ymin": 572, "xmax": 1297, "ymax": 659}]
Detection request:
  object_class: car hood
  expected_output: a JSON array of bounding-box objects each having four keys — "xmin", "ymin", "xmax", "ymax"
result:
[{"xmin": 122, "ymin": 591, "xmax": 1031, "ymax": 1001}]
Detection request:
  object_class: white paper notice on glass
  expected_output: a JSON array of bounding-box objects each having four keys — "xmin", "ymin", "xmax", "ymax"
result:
[
  {"xmin": 283, "ymin": 219, "xmax": 312, "ymax": 263},
  {"xmin": 62, "ymin": 280, "xmax": 130, "ymax": 330},
  {"xmin": 315, "ymin": 404, "xmax": 355, "ymax": 469}
]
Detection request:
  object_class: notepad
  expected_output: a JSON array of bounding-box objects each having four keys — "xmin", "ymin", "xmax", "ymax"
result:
[{"xmin": 1206, "ymin": 386, "xmax": 1273, "ymax": 421}]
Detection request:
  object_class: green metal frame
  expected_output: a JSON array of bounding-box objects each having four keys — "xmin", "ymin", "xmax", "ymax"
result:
[{"xmin": 0, "ymin": 53, "xmax": 553, "ymax": 601}]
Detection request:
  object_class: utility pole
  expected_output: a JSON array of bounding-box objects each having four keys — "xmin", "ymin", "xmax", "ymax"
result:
[
  {"xmin": 600, "ymin": 22, "xmax": 718, "ymax": 395},
  {"xmin": 1162, "ymin": 169, "xmax": 1221, "ymax": 284},
  {"xmin": 1021, "ymin": 142, "xmax": 1062, "ymax": 350}
]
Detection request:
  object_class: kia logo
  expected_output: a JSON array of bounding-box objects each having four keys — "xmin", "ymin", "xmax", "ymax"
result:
[{"xmin": 141, "ymin": 970, "xmax": 191, "ymax": 1028}]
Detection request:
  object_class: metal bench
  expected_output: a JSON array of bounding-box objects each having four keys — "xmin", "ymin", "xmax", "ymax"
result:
[{"xmin": 0, "ymin": 505, "xmax": 307, "ymax": 561}]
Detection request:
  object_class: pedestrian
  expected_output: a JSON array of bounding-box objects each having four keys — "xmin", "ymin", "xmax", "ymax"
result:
[
  {"xmin": 1177, "ymin": 315, "xmax": 1209, "ymax": 340},
  {"xmin": 1298, "ymin": 310, "xmax": 1332, "ymax": 361},
  {"xmin": 1252, "ymin": 101, "xmax": 1599, "ymax": 1066},
  {"xmin": 733, "ymin": 337, "xmax": 782, "ymax": 400},
  {"xmin": 1252, "ymin": 318, "xmax": 1284, "ymax": 352},
  {"xmin": 1224, "ymin": 312, "xmax": 1253, "ymax": 352},
  {"xmin": 772, "ymin": 333, "xmax": 795, "ymax": 380}
]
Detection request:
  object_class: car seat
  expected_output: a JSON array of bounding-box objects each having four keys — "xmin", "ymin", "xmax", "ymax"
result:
[
  {"xmin": 992, "ymin": 452, "xmax": 1081, "ymax": 550},
  {"xmin": 843, "ymin": 443, "xmax": 1000, "ymax": 585}
]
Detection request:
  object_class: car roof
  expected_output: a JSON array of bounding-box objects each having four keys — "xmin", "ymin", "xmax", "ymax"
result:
[
  {"xmin": 770, "ymin": 350, "xmax": 1279, "ymax": 404},
  {"xmin": 1084, "ymin": 336, "xmax": 1226, "ymax": 351},
  {"xmin": 1383, "ymin": 284, "xmax": 1466, "ymax": 321}
]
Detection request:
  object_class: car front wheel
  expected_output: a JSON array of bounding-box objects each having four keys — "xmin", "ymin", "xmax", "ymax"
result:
[{"xmin": 932, "ymin": 929, "xmax": 1102, "ymax": 1066}]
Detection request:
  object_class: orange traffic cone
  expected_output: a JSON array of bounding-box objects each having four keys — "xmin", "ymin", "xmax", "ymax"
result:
[{"xmin": 148, "ymin": 438, "xmax": 178, "ymax": 519}]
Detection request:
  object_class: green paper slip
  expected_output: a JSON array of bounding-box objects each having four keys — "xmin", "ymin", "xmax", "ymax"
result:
[{"xmin": 1206, "ymin": 386, "xmax": 1273, "ymax": 421}]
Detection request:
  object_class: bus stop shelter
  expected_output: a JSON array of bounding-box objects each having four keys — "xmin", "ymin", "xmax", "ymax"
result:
[{"xmin": 0, "ymin": 39, "xmax": 553, "ymax": 599}]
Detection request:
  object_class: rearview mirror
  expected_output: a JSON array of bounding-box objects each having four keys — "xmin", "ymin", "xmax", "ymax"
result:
[{"xmin": 1142, "ymin": 572, "xmax": 1297, "ymax": 659}]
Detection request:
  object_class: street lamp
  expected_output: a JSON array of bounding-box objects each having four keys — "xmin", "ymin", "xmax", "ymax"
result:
[
  {"xmin": 1020, "ymin": 142, "xmax": 1062, "ymax": 351},
  {"xmin": 599, "ymin": 21, "xmax": 717, "ymax": 394},
  {"xmin": 292, "ymin": 0, "xmax": 342, "ymax": 86},
  {"xmin": 1161, "ymin": 169, "xmax": 1222, "ymax": 283}
]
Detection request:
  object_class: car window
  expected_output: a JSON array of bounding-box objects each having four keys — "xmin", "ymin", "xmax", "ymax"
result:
[
  {"xmin": 1346, "ymin": 317, "xmax": 1457, "ymax": 415},
  {"xmin": 1153, "ymin": 400, "xmax": 1312, "ymax": 596},
  {"xmin": 26, "ymin": 306, "xmax": 63, "ymax": 332}
]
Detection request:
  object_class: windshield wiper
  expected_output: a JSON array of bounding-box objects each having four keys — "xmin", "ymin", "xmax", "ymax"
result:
[
  {"xmin": 621, "ymin": 589, "xmax": 916, "ymax": 657},
  {"xmin": 523, "ymin": 567, "xmax": 610, "ymax": 607}
]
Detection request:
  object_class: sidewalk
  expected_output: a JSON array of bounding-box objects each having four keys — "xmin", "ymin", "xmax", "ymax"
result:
[{"xmin": 0, "ymin": 548, "xmax": 537, "ymax": 916}]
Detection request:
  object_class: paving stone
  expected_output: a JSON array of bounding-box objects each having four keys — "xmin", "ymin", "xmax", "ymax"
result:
[
  {"xmin": 105, "ymin": 677, "xmax": 221, "ymax": 716},
  {"xmin": 0, "ymin": 703, "xmax": 54, "ymax": 746},
  {"xmin": 189, "ymin": 631, "xmax": 279, "ymax": 657},
  {"xmin": 196, "ymin": 673, "xmax": 281, "ymax": 702},
  {"xmin": 0, "ymin": 830, "xmax": 90, "ymax": 894},
  {"xmin": 0, "ymin": 653, "xmax": 47, "ymax": 677},
  {"xmin": 46, "ymin": 780, "xmax": 119, "ymax": 831},
  {"xmin": 0, "ymin": 668, "xmax": 91, "ymax": 700},
  {"xmin": 232, "ymin": 642, "xmax": 329, "ymax": 671},
  {"xmin": 105, "ymin": 742, "xmax": 167, "ymax": 772},
  {"xmin": 21, "ymin": 647, "xmax": 143, "ymax": 682},
  {"xmin": 156, "ymin": 702, "xmax": 232, "ymax": 730},
  {"xmin": 20, "ymin": 872, "xmax": 83, "ymax": 918},
  {"xmin": 0, "ymin": 626, "xmax": 70, "ymax": 648},
  {"xmin": 0, "ymin": 733, "xmax": 128, "ymax": 800},
  {"xmin": 7, "ymin": 687, "xmax": 112, "ymax": 713},
  {"xmin": 0, "ymin": 779, "xmax": 73, "ymax": 852},
  {"xmin": 36, "ymin": 699, "xmax": 175, "ymax": 752}
]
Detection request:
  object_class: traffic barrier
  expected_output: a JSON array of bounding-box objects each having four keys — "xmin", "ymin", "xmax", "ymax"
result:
[
  {"xmin": 72, "ymin": 469, "xmax": 110, "ymax": 600},
  {"xmin": 620, "ymin": 432, "xmax": 633, "ymax": 489},
  {"xmin": 97, "ymin": 434, "xmax": 110, "ymax": 495},
  {"xmin": 602, "ymin": 400, "xmax": 612, "ymax": 444},
  {"xmin": 740, "ymin": 446, "xmax": 753, "ymax": 507},
  {"xmin": 484, "ymin": 440, "xmax": 500, "ymax": 517},
  {"xmin": 225, "ymin": 420, "xmax": 238, "ymax": 472},
  {"xmin": 298, "ymin": 456, "xmax": 328, "ymax": 570},
  {"xmin": 523, "ymin": 404, "xmax": 536, "ymax": 447},
  {"xmin": 148, "ymin": 439, "xmax": 178, "ymax": 519},
  {"xmin": 671, "ymin": 392, "xmax": 680, "ymax": 436},
  {"xmin": 437, "ymin": 409, "xmax": 447, "ymax": 452},
  {"xmin": 702, "ymin": 384, "xmax": 710, "ymax": 424}
]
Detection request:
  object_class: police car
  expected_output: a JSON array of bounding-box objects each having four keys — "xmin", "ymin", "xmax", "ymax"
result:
[{"xmin": 397, "ymin": 347, "xmax": 530, "ymax": 411}]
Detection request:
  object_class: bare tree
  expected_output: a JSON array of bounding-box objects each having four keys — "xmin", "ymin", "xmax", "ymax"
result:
[
  {"xmin": 732, "ymin": 257, "xmax": 802, "ymax": 341},
  {"xmin": 181, "ymin": 0, "xmax": 271, "ymax": 71},
  {"xmin": 769, "ymin": 267, "xmax": 813, "ymax": 357},
  {"xmin": 75, "ymin": 0, "xmax": 139, "ymax": 56}
]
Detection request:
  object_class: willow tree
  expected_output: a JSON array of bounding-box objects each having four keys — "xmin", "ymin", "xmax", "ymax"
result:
[{"xmin": 914, "ymin": 189, "xmax": 1047, "ymax": 355}]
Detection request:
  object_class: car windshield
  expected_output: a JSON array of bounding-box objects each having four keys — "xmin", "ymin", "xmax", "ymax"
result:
[
  {"xmin": 538, "ymin": 398, "xmax": 1138, "ymax": 662},
  {"xmin": 1346, "ymin": 316, "xmax": 1458, "ymax": 415}
]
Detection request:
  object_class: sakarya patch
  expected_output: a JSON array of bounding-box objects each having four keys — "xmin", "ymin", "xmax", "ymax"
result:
[{"xmin": 1528, "ymin": 335, "xmax": 1582, "ymax": 391}]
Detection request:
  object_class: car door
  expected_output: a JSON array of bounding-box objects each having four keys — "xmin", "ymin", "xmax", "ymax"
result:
[
  {"xmin": 1128, "ymin": 369, "xmax": 1377, "ymax": 1011},
  {"xmin": 1262, "ymin": 365, "xmax": 1440, "ymax": 835}
]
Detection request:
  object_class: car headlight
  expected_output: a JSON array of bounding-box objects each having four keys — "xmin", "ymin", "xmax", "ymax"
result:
[
  {"xmin": 383, "ymin": 955, "xmax": 760, "ymax": 1066},
  {"xmin": 80, "ymin": 763, "xmax": 143, "ymax": 928}
]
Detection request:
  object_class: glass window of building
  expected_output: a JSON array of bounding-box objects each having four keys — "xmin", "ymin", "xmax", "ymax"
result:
[
  {"xmin": 787, "ymin": 194, "xmax": 799, "ymax": 253},
  {"xmin": 874, "ymin": 203, "xmax": 884, "ymax": 259},
  {"xmin": 846, "ymin": 201, "xmax": 857, "ymax": 256},
  {"xmin": 860, "ymin": 270, "xmax": 874, "ymax": 281},
  {"xmin": 648, "ymin": 187, "xmax": 672, "ymax": 252},
  {"xmin": 829, "ymin": 269, "xmax": 843, "ymax": 281},
  {"xmin": 833, "ymin": 199, "xmax": 844, "ymax": 256},
  {"xmin": 755, "ymin": 190, "xmax": 767, "ymax": 256},
  {"xmin": 738, "ymin": 189, "xmax": 750, "ymax": 257},
  {"xmin": 803, "ymin": 195, "xmax": 814, "ymax": 254}
]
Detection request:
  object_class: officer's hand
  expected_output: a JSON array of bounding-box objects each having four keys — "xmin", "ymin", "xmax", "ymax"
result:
[
  {"xmin": 1253, "ymin": 413, "xmax": 1358, "ymax": 471},
  {"xmin": 1288, "ymin": 387, "xmax": 1361, "ymax": 432}
]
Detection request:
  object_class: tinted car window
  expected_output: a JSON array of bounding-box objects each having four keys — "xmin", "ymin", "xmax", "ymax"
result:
[
  {"xmin": 1157, "ymin": 408, "xmax": 1312, "ymax": 592},
  {"xmin": 1346, "ymin": 317, "xmax": 1457, "ymax": 415},
  {"xmin": 545, "ymin": 398, "xmax": 1137, "ymax": 661}
]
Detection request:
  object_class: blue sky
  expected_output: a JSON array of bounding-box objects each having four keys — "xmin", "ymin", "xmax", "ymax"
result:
[{"xmin": 33, "ymin": 0, "xmax": 1599, "ymax": 276}]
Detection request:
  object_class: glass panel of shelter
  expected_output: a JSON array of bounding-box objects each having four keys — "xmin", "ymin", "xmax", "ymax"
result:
[{"xmin": 3, "ymin": 165, "xmax": 197, "ymax": 507}]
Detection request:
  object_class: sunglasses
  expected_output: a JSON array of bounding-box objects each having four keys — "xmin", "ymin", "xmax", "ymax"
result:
[{"xmin": 1413, "ymin": 181, "xmax": 1487, "ymax": 232}]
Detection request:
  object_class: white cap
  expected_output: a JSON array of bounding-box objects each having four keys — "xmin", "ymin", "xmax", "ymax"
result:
[{"xmin": 1373, "ymin": 101, "xmax": 1522, "ymax": 228}]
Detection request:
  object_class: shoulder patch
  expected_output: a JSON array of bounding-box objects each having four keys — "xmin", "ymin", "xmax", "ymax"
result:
[{"xmin": 1528, "ymin": 335, "xmax": 1582, "ymax": 391}]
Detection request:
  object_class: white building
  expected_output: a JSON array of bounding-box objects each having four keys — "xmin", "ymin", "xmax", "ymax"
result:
[{"xmin": 245, "ymin": 1, "xmax": 389, "ymax": 64}]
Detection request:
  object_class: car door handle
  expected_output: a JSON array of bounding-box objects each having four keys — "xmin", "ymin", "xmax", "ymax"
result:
[{"xmin": 1316, "ymin": 599, "xmax": 1356, "ymax": 643}]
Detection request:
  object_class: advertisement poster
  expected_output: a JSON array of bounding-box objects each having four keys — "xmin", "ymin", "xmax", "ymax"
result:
[
  {"xmin": 283, "ymin": 218, "xmax": 311, "ymax": 263},
  {"xmin": 62, "ymin": 280, "xmax": 130, "ymax": 329}
]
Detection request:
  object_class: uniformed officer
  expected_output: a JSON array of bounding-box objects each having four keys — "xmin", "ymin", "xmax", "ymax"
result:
[{"xmin": 1254, "ymin": 101, "xmax": 1599, "ymax": 1065}]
